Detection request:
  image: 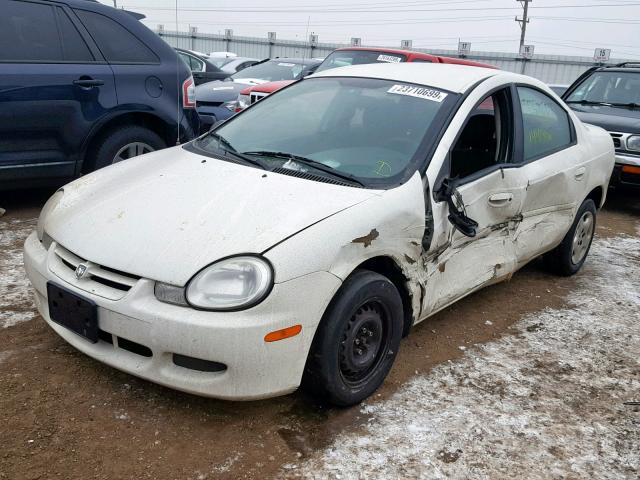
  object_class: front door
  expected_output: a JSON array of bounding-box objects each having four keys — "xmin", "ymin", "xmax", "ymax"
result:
[
  {"xmin": 423, "ymin": 87, "xmax": 525, "ymax": 315},
  {"xmin": 0, "ymin": 1, "xmax": 116, "ymax": 182}
]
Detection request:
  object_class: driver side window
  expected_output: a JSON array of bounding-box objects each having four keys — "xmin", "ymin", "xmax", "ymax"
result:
[{"xmin": 450, "ymin": 88, "xmax": 513, "ymax": 180}]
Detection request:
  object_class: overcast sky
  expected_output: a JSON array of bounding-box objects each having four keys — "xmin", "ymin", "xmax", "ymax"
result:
[{"xmin": 99, "ymin": 0, "xmax": 640, "ymax": 58}]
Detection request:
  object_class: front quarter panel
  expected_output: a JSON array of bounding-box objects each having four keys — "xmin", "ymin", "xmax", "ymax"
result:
[{"xmin": 264, "ymin": 173, "xmax": 426, "ymax": 315}]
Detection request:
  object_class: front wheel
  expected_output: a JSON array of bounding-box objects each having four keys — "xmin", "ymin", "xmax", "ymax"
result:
[
  {"xmin": 544, "ymin": 198, "xmax": 596, "ymax": 276},
  {"xmin": 302, "ymin": 270, "xmax": 403, "ymax": 406}
]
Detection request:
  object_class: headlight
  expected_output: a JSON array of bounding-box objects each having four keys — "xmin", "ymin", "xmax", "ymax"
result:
[
  {"xmin": 185, "ymin": 256, "xmax": 273, "ymax": 310},
  {"xmin": 222, "ymin": 100, "xmax": 238, "ymax": 112},
  {"xmin": 36, "ymin": 189, "xmax": 64, "ymax": 242},
  {"xmin": 236, "ymin": 94, "xmax": 250, "ymax": 111},
  {"xmin": 627, "ymin": 135, "xmax": 640, "ymax": 152}
]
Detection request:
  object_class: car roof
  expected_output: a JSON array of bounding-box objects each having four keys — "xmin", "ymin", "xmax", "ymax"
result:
[
  {"xmin": 270, "ymin": 58, "xmax": 322, "ymax": 65},
  {"xmin": 311, "ymin": 63, "xmax": 503, "ymax": 94},
  {"xmin": 334, "ymin": 47, "xmax": 428, "ymax": 58}
]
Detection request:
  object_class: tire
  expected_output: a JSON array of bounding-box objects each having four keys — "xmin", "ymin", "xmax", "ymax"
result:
[
  {"xmin": 302, "ymin": 270, "xmax": 403, "ymax": 406},
  {"xmin": 88, "ymin": 125, "xmax": 166, "ymax": 172},
  {"xmin": 543, "ymin": 198, "xmax": 596, "ymax": 276}
]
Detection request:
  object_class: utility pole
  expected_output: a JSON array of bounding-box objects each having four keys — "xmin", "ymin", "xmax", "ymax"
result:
[
  {"xmin": 113, "ymin": 0, "xmax": 117, "ymax": 7},
  {"xmin": 515, "ymin": 0, "xmax": 531, "ymax": 50},
  {"xmin": 515, "ymin": 0, "xmax": 532, "ymax": 73}
]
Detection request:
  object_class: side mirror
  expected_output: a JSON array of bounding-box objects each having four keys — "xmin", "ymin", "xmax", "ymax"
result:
[{"xmin": 435, "ymin": 178, "xmax": 478, "ymax": 237}]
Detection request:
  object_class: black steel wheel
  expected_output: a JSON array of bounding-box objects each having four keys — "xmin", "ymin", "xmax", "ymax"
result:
[{"xmin": 302, "ymin": 270, "xmax": 403, "ymax": 406}]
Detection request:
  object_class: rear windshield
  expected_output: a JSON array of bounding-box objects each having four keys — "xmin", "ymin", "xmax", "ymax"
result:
[
  {"xmin": 231, "ymin": 60, "xmax": 308, "ymax": 81},
  {"xmin": 316, "ymin": 50, "xmax": 407, "ymax": 73},
  {"xmin": 210, "ymin": 57, "xmax": 234, "ymax": 68}
]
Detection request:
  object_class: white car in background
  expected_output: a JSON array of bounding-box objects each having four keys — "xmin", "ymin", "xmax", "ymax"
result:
[
  {"xmin": 24, "ymin": 64, "xmax": 614, "ymax": 406},
  {"xmin": 210, "ymin": 55, "xmax": 261, "ymax": 74}
]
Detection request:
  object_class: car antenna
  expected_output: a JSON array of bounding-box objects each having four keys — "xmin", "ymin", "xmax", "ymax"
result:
[
  {"xmin": 175, "ymin": 0, "xmax": 181, "ymax": 146},
  {"xmin": 302, "ymin": 16, "xmax": 310, "ymax": 64}
]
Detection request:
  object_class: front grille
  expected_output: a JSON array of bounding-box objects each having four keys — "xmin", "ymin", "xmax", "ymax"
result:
[
  {"xmin": 51, "ymin": 243, "xmax": 141, "ymax": 300},
  {"xmin": 249, "ymin": 92, "xmax": 268, "ymax": 104},
  {"xmin": 610, "ymin": 132, "xmax": 623, "ymax": 149}
]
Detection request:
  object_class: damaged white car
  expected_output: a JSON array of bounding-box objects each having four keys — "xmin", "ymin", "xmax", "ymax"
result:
[{"xmin": 24, "ymin": 63, "xmax": 614, "ymax": 406}]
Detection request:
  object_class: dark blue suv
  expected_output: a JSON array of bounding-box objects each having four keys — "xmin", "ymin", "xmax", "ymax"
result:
[{"xmin": 0, "ymin": 0, "xmax": 199, "ymax": 189}]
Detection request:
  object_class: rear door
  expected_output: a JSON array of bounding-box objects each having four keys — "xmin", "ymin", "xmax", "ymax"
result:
[
  {"xmin": 511, "ymin": 86, "xmax": 585, "ymax": 265},
  {"xmin": 72, "ymin": 9, "xmax": 162, "ymax": 114},
  {"xmin": 0, "ymin": 0, "xmax": 116, "ymax": 182}
]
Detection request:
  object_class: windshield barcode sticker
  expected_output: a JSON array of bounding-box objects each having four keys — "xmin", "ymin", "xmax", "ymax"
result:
[
  {"xmin": 377, "ymin": 54, "xmax": 402, "ymax": 63},
  {"xmin": 387, "ymin": 84, "xmax": 448, "ymax": 102}
]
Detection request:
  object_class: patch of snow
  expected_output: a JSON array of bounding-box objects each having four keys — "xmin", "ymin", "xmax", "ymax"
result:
[
  {"xmin": 287, "ymin": 235, "xmax": 640, "ymax": 479},
  {"xmin": 0, "ymin": 218, "xmax": 37, "ymax": 328},
  {"xmin": 211, "ymin": 452, "xmax": 243, "ymax": 473}
]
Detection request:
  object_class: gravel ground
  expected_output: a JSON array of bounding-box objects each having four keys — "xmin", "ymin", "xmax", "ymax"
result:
[
  {"xmin": 0, "ymin": 217, "xmax": 36, "ymax": 328},
  {"xmin": 0, "ymin": 189, "xmax": 638, "ymax": 479}
]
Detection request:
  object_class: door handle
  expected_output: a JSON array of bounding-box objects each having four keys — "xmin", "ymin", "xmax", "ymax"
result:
[
  {"xmin": 488, "ymin": 192, "xmax": 514, "ymax": 207},
  {"xmin": 574, "ymin": 167, "xmax": 586, "ymax": 181},
  {"xmin": 73, "ymin": 78, "xmax": 104, "ymax": 88}
]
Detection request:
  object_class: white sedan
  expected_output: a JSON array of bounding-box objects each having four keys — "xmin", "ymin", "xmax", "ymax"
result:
[{"xmin": 24, "ymin": 64, "xmax": 614, "ymax": 406}]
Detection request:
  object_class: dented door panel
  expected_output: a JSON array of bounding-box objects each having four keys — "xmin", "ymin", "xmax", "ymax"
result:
[{"xmin": 420, "ymin": 168, "xmax": 524, "ymax": 316}]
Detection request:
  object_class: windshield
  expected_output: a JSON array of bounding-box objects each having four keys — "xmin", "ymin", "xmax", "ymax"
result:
[
  {"xmin": 210, "ymin": 57, "xmax": 234, "ymax": 68},
  {"xmin": 193, "ymin": 77, "xmax": 457, "ymax": 188},
  {"xmin": 316, "ymin": 50, "xmax": 407, "ymax": 73},
  {"xmin": 566, "ymin": 71, "xmax": 640, "ymax": 105},
  {"xmin": 230, "ymin": 60, "xmax": 308, "ymax": 81}
]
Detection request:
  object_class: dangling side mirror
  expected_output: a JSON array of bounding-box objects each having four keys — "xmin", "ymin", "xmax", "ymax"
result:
[{"xmin": 435, "ymin": 178, "xmax": 478, "ymax": 238}]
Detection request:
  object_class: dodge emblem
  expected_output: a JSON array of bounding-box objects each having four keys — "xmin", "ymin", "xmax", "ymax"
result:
[{"xmin": 75, "ymin": 263, "xmax": 88, "ymax": 279}]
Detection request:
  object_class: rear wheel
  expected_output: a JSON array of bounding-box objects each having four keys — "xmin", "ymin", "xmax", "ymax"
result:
[
  {"xmin": 302, "ymin": 270, "xmax": 403, "ymax": 406},
  {"xmin": 544, "ymin": 198, "xmax": 596, "ymax": 276},
  {"xmin": 88, "ymin": 125, "xmax": 165, "ymax": 172}
]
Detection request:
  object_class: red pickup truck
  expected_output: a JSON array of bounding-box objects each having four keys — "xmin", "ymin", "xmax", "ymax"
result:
[{"xmin": 236, "ymin": 47, "xmax": 497, "ymax": 111}]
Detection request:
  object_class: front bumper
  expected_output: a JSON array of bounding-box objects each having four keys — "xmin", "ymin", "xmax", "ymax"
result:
[
  {"xmin": 23, "ymin": 232, "xmax": 341, "ymax": 400},
  {"xmin": 610, "ymin": 153, "xmax": 640, "ymax": 188},
  {"xmin": 195, "ymin": 106, "xmax": 234, "ymax": 134}
]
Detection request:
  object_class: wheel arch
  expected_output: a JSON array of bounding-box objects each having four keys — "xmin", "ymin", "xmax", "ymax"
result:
[
  {"xmin": 354, "ymin": 256, "xmax": 415, "ymax": 338},
  {"xmin": 585, "ymin": 185, "xmax": 604, "ymax": 209},
  {"xmin": 79, "ymin": 112, "xmax": 174, "ymax": 174}
]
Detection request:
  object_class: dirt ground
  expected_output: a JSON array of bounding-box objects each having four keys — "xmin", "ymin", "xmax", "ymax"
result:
[{"xmin": 0, "ymin": 188, "xmax": 638, "ymax": 480}]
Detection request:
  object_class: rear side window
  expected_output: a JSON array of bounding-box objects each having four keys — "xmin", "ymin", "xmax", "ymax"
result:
[
  {"xmin": 75, "ymin": 10, "xmax": 158, "ymax": 64},
  {"xmin": 56, "ymin": 8, "xmax": 94, "ymax": 62},
  {"xmin": 0, "ymin": 1, "xmax": 62, "ymax": 62},
  {"xmin": 518, "ymin": 87, "xmax": 573, "ymax": 161}
]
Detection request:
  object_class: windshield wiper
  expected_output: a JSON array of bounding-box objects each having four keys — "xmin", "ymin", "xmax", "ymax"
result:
[
  {"xmin": 565, "ymin": 100, "xmax": 614, "ymax": 106},
  {"xmin": 607, "ymin": 102, "xmax": 640, "ymax": 109},
  {"xmin": 206, "ymin": 133, "xmax": 266, "ymax": 169},
  {"xmin": 242, "ymin": 151, "xmax": 365, "ymax": 187}
]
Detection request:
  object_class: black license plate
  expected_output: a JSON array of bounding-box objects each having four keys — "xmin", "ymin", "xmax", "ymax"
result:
[{"xmin": 47, "ymin": 282, "xmax": 98, "ymax": 343}]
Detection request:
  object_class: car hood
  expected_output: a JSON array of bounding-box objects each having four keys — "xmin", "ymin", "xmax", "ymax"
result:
[
  {"xmin": 45, "ymin": 147, "xmax": 377, "ymax": 286},
  {"xmin": 569, "ymin": 105, "xmax": 640, "ymax": 133}
]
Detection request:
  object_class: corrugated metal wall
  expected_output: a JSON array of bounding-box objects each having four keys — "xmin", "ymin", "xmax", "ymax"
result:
[{"xmin": 159, "ymin": 30, "xmax": 634, "ymax": 85}]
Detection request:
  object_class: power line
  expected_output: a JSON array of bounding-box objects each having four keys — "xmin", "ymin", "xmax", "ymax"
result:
[{"xmin": 121, "ymin": 2, "xmax": 640, "ymax": 13}]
